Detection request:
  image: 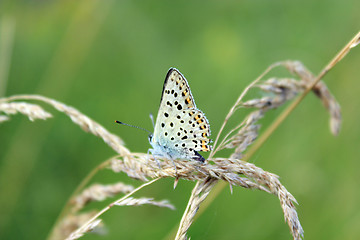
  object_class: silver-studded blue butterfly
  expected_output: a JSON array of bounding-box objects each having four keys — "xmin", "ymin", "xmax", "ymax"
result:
[{"xmin": 149, "ymin": 68, "xmax": 211, "ymax": 162}]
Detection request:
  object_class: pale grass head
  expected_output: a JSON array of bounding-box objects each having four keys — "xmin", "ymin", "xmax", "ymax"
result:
[{"xmin": 0, "ymin": 101, "xmax": 52, "ymax": 121}]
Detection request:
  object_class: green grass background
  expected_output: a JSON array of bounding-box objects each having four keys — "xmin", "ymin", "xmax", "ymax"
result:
[{"xmin": 1, "ymin": 0, "xmax": 360, "ymax": 239}]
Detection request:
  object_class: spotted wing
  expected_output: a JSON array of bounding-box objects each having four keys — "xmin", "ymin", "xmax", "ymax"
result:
[{"xmin": 152, "ymin": 68, "xmax": 211, "ymax": 161}]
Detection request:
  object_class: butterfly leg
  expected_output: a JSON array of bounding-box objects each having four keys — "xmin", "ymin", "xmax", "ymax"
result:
[
  {"xmin": 147, "ymin": 149, "xmax": 162, "ymax": 169},
  {"xmin": 169, "ymin": 158, "xmax": 178, "ymax": 176},
  {"xmin": 154, "ymin": 156, "xmax": 162, "ymax": 169}
]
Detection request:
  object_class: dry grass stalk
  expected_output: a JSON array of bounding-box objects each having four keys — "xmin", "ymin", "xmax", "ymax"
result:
[
  {"xmin": 53, "ymin": 211, "xmax": 104, "ymax": 240},
  {"xmin": 71, "ymin": 182, "xmax": 135, "ymax": 212},
  {"xmin": 0, "ymin": 95, "xmax": 128, "ymax": 155},
  {"xmin": 175, "ymin": 178, "xmax": 217, "ymax": 240},
  {"xmin": 183, "ymin": 32, "xmax": 359, "ymax": 239},
  {"xmin": 213, "ymin": 61, "xmax": 342, "ymax": 160},
  {"xmin": 110, "ymin": 154, "xmax": 269, "ymax": 192},
  {"xmin": 66, "ymin": 218, "xmax": 103, "ymax": 240},
  {"xmin": 0, "ymin": 101, "xmax": 52, "ymax": 121},
  {"xmin": 243, "ymin": 31, "xmax": 359, "ymax": 162},
  {"xmin": 114, "ymin": 197, "xmax": 175, "ymax": 210},
  {"xmin": 2, "ymin": 32, "xmax": 358, "ymax": 240},
  {"xmin": 209, "ymin": 62, "xmax": 283, "ymax": 158},
  {"xmin": 172, "ymin": 32, "xmax": 360, "ymax": 238},
  {"xmin": 283, "ymin": 60, "xmax": 342, "ymax": 135},
  {"xmin": 65, "ymin": 178, "xmax": 161, "ymax": 240},
  {"xmin": 0, "ymin": 89, "xmax": 304, "ymax": 239},
  {"xmin": 65, "ymin": 195, "xmax": 174, "ymax": 240},
  {"xmin": 0, "ymin": 69, "xmax": 309, "ymax": 239},
  {"xmin": 110, "ymin": 154, "xmax": 303, "ymax": 239},
  {"xmin": 0, "ymin": 72, "xmax": 334, "ymax": 240}
]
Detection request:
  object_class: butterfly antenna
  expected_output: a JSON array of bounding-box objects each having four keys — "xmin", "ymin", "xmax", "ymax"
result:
[
  {"xmin": 149, "ymin": 113, "xmax": 155, "ymax": 129},
  {"xmin": 115, "ymin": 121, "xmax": 152, "ymax": 135}
]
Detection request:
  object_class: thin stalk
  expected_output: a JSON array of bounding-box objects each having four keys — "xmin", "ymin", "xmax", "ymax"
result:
[
  {"xmin": 209, "ymin": 62, "xmax": 282, "ymax": 158},
  {"xmin": 243, "ymin": 31, "xmax": 360, "ymax": 162},
  {"xmin": 67, "ymin": 178, "xmax": 160, "ymax": 239},
  {"xmin": 184, "ymin": 31, "xmax": 360, "ymax": 238},
  {"xmin": 174, "ymin": 181, "xmax": 201, "ymax": 240}
]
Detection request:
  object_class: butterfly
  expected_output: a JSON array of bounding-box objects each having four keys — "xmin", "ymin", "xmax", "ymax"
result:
[{"xmin": 148, "ymin": 68, "xmax": 211, "ymax": 162}]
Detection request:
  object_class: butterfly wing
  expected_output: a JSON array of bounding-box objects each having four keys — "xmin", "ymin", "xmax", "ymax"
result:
[{"xmin": 151, "ymin": 68, "xmax": 211, "ymax": 161}]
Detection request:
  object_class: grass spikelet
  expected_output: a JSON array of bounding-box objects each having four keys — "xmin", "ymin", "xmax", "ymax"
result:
[
  {"xmin": 0, "ymin": 95, "xmax": 127, "ymax": 154},
  {"xmin": 212, "ymin": 60, "xmax": 342, "ymax": 160},
  {"xmin": 175, "ymin": 178, "xmax": 217, "ymax": 240},
  {"xmin": 283, "ymin": 60, "xmax": 342, "ymax": 135},
  {"xmin": 0, "ymin": 102, "xmax": 52, "ymax": 121},
  {"xmin": 65, "ymin": 218, "xmax": 103, "ymax": 240},
  {"xmin": 63, "ymin": 178, "xmax": 162, "ymax": 239},
  {"xmin": 53, "ymin": 212, "xmax": 104, "ymax": 240},
  {"xmin": 71, "ymin": 182, "xmax": 135, "ymax": 212}
]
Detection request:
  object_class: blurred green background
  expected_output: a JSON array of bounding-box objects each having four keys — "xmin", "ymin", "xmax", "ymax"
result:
[{"xmin": 1, "ymin": 0, "xmax": 359, "ymax": 239}]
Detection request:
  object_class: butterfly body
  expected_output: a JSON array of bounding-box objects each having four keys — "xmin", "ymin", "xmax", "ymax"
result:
[{"xmin": 149, "ymin": 68, "xmax": 211, "ymax": 162}]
